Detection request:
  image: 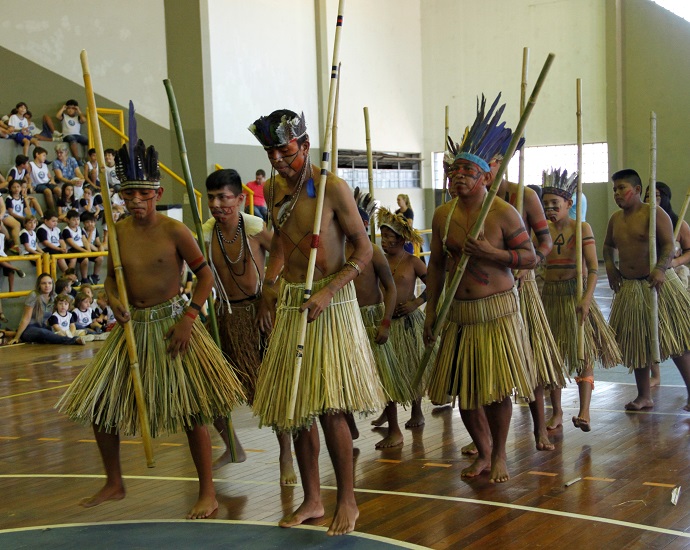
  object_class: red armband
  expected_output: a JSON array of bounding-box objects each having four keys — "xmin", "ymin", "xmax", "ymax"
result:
[
  {"xmin": 381, "ymin": 318, "xmax": 391, "ymax": 328},
  {"xmin": 184, "ymin": 311, "xmax": 197, "ymax": 321}
]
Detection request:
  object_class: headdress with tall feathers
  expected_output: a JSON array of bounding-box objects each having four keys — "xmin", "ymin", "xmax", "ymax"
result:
[
  {"xmin": 248, "ymin": 109, "xmax": 307, "ymax": 149},
  {"xmin": 353, "ymin": 187, "xmax": 378, "ymax": 223},
  {"xmin": 114, "ymin": 101, "xmax": 160, "ymax": 191},
  {"xmin": 377, "ymin": 207, "xmax": 423, "ymax": 247},
  {"xmin": 542, "ymin": 168, "xmax": 578, "ymax": 200},
  {"xmin": 444, "ymin": 93, "xmax": 524, "ymax": 173}
]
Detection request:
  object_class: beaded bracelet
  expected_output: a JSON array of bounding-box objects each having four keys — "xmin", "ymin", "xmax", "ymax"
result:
[{"xmin": 346, "ymin": 260, "xmax": 362, "ymax": 275}]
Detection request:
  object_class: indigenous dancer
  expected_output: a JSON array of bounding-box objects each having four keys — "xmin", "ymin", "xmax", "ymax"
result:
[
  {"xmin": 376, "ymin": 207, "xmax": 430, "ymax": 428},
  {"xmin": 425, "ymin": 94, "xmax": 537, "ymax": 483},
  {"xmin": 249, "ymin": 110, "xmax": 386, "ymax": 535},
  {"xmin": 486, "ymin": 154, "xmax": 566, "ymax": 448},
  {"xmin": 604, "ymin": 169, "xmax": 690, "ymax": 412},
  {"xmin": 348, "ymin": 193, "xmax": 415, "ymax": 448},
  {"xmin": 57, "ymin": 136, "xmax": 245, "ymax": 519},
  {"xmin": 202, "ymin": 169, "xmax": 297, "ymax": 484},
  {"xmin": 541, "ymin": 168, "xmax": 621, "ymax": 431}
]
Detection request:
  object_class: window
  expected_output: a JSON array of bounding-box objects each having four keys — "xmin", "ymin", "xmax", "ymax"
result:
[{"xmin": 336, "ymin": 150, "xmax": 421, "ymax": 189}]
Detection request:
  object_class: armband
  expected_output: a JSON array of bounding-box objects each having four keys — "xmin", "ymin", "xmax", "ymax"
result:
[
  {"xmin": 346, "ymin": 260, "xmax": 362, "ymax": 275},
  {"xmin": 587, "ymin": 268, "xmax": 598, "ymax": 275},
  {"xmin": 189, "ymin": 302, "xmax": 202, "ymax": 312},
  {"xmin": 536, "ymin": 250, "xmax": 546, "ymax": 264},
  {"xmin": 191, "ymin": 260, "xmax": 208, "ymax": 275},
  {"xmin": 381, "ymin": 318, "xmax": 391, "ymax": 328},
  {"xmin": 184, "ymin": 310, "xmax": 197, "ymax": 321},
  {"xmin": 507, "ymin": 250, "xmax": 520, "ymax": 268}
]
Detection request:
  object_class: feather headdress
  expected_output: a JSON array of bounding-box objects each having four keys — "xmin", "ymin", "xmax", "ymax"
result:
[
  {"xmin": 377, "ymin": 207, "xmax": 423, "ymax": 247},
  {"xmin": 248, "ymin": 109, "xmax": 307, "ymax": 149},
  {"xmin": 353, "ymin": 187, "xmax": 378, "ymax": 223},
  {"xmin": 114, "ymin": 101, "xmax": 160, "ymax": 191},
  {"xmin": 445, "ymin": 93, "xmax": 524, "ymax": 173},
  {"xmin": 542, "ymin": 168, "xmax": 578, "ymax": 200}
]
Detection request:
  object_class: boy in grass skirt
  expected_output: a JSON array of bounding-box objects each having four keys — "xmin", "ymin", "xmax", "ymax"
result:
[
  {"xmin": 203, "ymin": 168, "xmax": 297, "ymax": 485},
  {"xmin": 424, "ymin": 94, "xmax": 537, "ymax": 483},
  {"xmin": 604, "ymin": 169, "xmax": 690, "ymax": 412},
  {"xmin": 541, "ymin": 168, "xmax": 621, "ymax": 432},
  {"xmin": 57, "ymin": 132, "xmax": 245, "ymax": 519},
  {"xmin": 249, "ymin": 110, "xmax": 386, "ymax": 536}
]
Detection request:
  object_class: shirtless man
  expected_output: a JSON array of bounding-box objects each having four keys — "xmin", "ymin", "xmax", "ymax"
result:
[
  {"xmin": 58, "ymin": 137, "xmax": 245, "ymax": 519},
  {"xmin": 604, "ymin": 169, "xmax": 690, "ymax": 412},
  {"xmin": 203, "ymin": 168, "xmax": 296, "ymax": 485},
  {"xmin": 424, "ymin": 97, "xmax": 536, "ymax": 482},
  {"xmin": 249, "ymin": 110, "xmax": 385, "ymax": 536}
]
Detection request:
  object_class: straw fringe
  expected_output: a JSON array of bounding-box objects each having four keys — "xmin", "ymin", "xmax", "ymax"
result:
[
  {"xmin": 674, "ymin": 265, "xmax": 690, "ymax": 291},
  {"xmin": 216, "ymin": 300, "xmax": 265, "ymax": 405},
  {"xmin": 389, "ymin": 308, "xmax": 436, "ymax": 394},
  {"xmin": 427, "ymin": 288, "xmax": 536, "ymax": 409},
  {"xmin": 609, "ymin": 270, "xmax": 690, "ymax": 370},
  {"xmin": 57, "ymin": 296, "xmax": 246, "ymax": 437},
  {"xmin": 542, "ymin": 279, "xmax": 621, "ymax": 374},
  {"xmin": 254, "ymin": 276, "xmax": 386, "ymax": 433},
  {"xmin": 518, "ymin": 271, "xmax": 567, "ymax": 389}
]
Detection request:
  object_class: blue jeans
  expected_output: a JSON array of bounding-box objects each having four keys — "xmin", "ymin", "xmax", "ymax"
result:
[
  {"xmin": 250, "ymin": 205, "xmax": 268, "ymax": 222},
  {"xmin": 21, "ymin": 325, "xmax": 78, "ymax": 345}
]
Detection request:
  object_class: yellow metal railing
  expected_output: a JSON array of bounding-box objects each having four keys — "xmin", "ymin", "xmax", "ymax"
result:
[
  {"xmin": 0, "ymin": 254, "xmax": 51, "ymax": 299},
  {"xmin": 47, "ymin": 251, "xmax": 109, "ymax": 282},
  {"xmin": 87, "ymin": 109, "xmax": 204, "ymax": 218},
  {"xmin": 214, "ymin": 164, "xmax": 254, "ymax": 215}
]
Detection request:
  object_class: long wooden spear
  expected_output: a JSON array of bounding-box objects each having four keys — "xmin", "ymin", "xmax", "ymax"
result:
[
  {"xmin": 649, "ymin": 112, "xmax": 661, "ymax": 364},
  {"xmin": 673, "ymin": 187, "xmax": 690, "ymax": 241},
  {"xmin": 413, "ymin": 53, "xmax": 556, "ymax": 389},
  {"xmin": 364, "ymin": 106, "xmax": 376, "ymax": 243},
  {"xmin": 443, "ymin": 105, "xmax": 449, "ymax": 203},
  {"xmin": 515, "ymin": 47, "xmax": 530, "ymax": 215},
  {"xmin": 163, "ymin": 79, "xmax": 238, "ymax": 460},
  {"xmin": 332, "ymin": 62, "xmax": 342, "ymax": 170},
  {"xmin": 575, "ymin": 78, "xmax": 585, "ymax": 361},
  {"xmin": 288, "ymin": 0, "xmax": 346, "ymax": 419},
  {"xmin": 80, "ymin": 50, "xmax": 155, "ymax": 467}
]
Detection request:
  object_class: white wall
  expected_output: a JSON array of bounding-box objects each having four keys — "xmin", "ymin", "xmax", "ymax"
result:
[{"xmin": 0, "ymin": 0, "xmax": 169, "ymax": 128}]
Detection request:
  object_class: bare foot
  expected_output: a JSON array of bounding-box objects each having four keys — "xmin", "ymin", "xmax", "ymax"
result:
[
  {"xmin": 534, "ymin": 431, "xmax": 555, "ymax": 451},
  {"xmin": 345, "ymin": 413, "xmax": 360, "ymax": 440},
  {"xmin": 371, "ymin": 411, "xmax": 388, "ymax": 427},
  {"xmin": 79, "ymin": 483, "xmax": 125, "ymax": 508},
  {"xmin": 212, "ymin": 447, "xmax": 247, "ymax": 470},
  {"xmin": 186, "ymin": 495, "xmax": 218, "ymax": 519},
  {"xmin": 625, "ymin": 397, "xmax": 654, "ymax": 411},
  {"xmin": 546, "ymin": 412, "xmax": 563, "ymax": 431},
  {"xmin": 650, "ymin": 364, "xmax": 661, "ymax": 387},
  {"xmin": 327, "ymin": 501, "xmax": 359, "ymax": 536},
  {"xmin": 461, "ymin": 456, "xmax": 490, "ymax": 478},
  {"xmin": 279, "ymin": 500, "xmax": 325, "ymax": 528},
  {"xmin": 650, "ymin": 376, "xmax": 661, "ymax": 388},
  {"xmin": 405, "ymin": 403, "xmax": 425, "ymax": 428},
  {"xmin": 280, "ymin": 456, "xmax": 297, "ymax": 485},
  {"xmin": 375, "ymin": 431, "xmax": 404, "ymax": 449},
  {"xmin": 572, "ymin": 416, "xmax": 591, "ymax": 432},
  {"xmin": 461, "ymin": 442, "xmax": 478, "ymax": 455},
  {"xmin": 489, "ymin": 457, "xmax": 510, "ymax": 483}
]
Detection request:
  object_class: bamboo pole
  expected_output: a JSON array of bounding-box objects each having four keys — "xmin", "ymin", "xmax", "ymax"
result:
[
  {"xmin": 364, "ymin": 106, "xmax": 376, "ymax": 243},
  {"xmin": 443, "ymin": 105, "xmax": 449, "ymax": 203},
  {"xmin": 332, "ymin": 63, "xmax": 341, "ymax": 171},
  {"xmin": 288, "ymin": 0, "xmax": 346, "ymax": 419},
  {"xmin": 575, "ymin": 79, "xmax": 585, "ymax": 361},
  {"xmin": 163, "ymin": 79, "xmax": 238, "ymax": 461},
  {"xmin": 80, "ymin": 50, "xmax": 155, "ymax": 467},
  {"xmin": 674, "ymin": 187, "xmax": 690, "ymax": 241},
  {"xmin": 515, "ymin": 47, "xmax": 530, "ymax": 215},
  {"xmin": 413, "ymin": 53, "xmax": 556, "ymax": 389},
  {"xmin": 649, "ymin": 112, "xmax": 661, "ymax": 364}
]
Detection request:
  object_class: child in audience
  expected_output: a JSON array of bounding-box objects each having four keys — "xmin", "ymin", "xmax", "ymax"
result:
[
  {"xmin": 94, "ymin": 290, "xmax": 116, "ymax": 331},
  {"xmin": 23, "ymin": 110, "xmax": 54, "ymax": 142},
  {"xmin": 81, "ymin": 211, "xmax": 104, "ymax": 284},
  {"xmin": 56, "ymin": 100, "xmax": 88, "ymax": 163},
  {"xmin": 73, "ymin": 291, "xmax": 106, "ymax": 336},
  {"xmin": 0, "ymin": 230, "xmax": 26, "ymax": 291},
  {"xmin": 55, "ymin": 277, "xmax": 76, "ymax": 302},
  {"xmin": 7, "ymin": 155, "xmax": 30, "ymax": 186},
  {"xmin": 7, "ymin": 103, "xmax": 39, "ymax": 156},
  {"xmin": 19, "ymin": 215, "xmax": 39, "ymax": 257},
  {"xmin": 37, "ymin": 210, "xmax": 68, "ymax": 272},
  {"xmin": 84, "ymin": 148, "xmax": 100, "ymax": 190},
  {"xmin": 61, "ymin": 209, "xmax": 90, "ymax": 283},
  {"xmin": 30, "ymin": 147, "xmax": 60, "ymax": 210},
  {"xmin": 2, "ymin": 180, "xmax": 23, "ymax": 250},
  {"xmin": 48, "ymin": 293, "xmax": 78, "ymax": 337},
  {"xmin": 57, "ymin": 183, "xmax": 80, "ymax": 222},
  {"xmin": 104, "ymin": 148, "xmax": 121, "ymax": 191},
  {"xmin": 20, "ymin": 180, "xmax": 43, "ymax": 218},
  {"xmin": 79, "ymin": 186, "xmax": 103, "ymax": 220}
]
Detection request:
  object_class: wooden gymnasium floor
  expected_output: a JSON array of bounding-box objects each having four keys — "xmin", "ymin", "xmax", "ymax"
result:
[{"xmin": 1, "ymin": 343, "xmax": 690, "ymax": 548}]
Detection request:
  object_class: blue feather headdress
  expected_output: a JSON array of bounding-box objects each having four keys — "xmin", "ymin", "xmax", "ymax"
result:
[
  {"xmin": 114, "ymin": 101, "xmax": 160, "ymax": 191},
  {"xmin": 445, "ymin": 93, "xmax": 524, "ymax": 173},
  {"xmin": 542, "ymin": 168, "xmax": 578, "ymax": 199},
  {"xmin": 248, "ymin": 109, "xmax": 307, "ymax": 149}
]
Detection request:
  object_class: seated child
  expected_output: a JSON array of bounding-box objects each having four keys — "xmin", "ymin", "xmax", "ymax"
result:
[
  {"xmin": 60, "ymin": 209, "xmax": 90, "ymax": 283},
  {"xmin": 56, "ymin": 100, "xmax": 88, "ymax": 163},
  {"xmin": 29, "ymin": 147, "xmax": 60, "ymax": 210},
  {"xmin": 7, "ymin": 103, "xmax": 39, "ymax": 157},
  {"xmin": 73, "ymin": 291, "xmax": 106, "ymax": 336},
  {"xmin": 23, "ymin": 110, "xmax": 54, "ymax": 142},
  {"xmin": 19, "ymin": 215, "xmax": 39, "ymax": 257},
  {"xmin": 55, "ymin": 278, "xmax": 76, "ymax": 303},
  {"xmin": 57, "ymin": 183, "xmax": 81, "ymax": 222},
  {"xmin": 79, "ymin": 187, "xmax": 103, "ymax": 220},
  {"xmin": 104, "ymin": 148, "xmax": 121, "ymax": 192},
  {"xmin": 37, "ymin": 210, "xmax": 68, "ymax": 272},
  {"xmin": 84, "ymin": 148, "xmax": 100, "ymax": 190},
  {"xmin": 81, "ymin": 211, "xmax": 104, "ymax": 284},
  {"xmin": 94, "ymin": 290, "xmax": 116, "ymax": 332},
  {"xmin": 48, "ymin": 293, "xmax": 92, "ymax": 341}
]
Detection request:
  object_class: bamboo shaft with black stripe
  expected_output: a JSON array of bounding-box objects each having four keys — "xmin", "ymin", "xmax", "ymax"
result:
[
  {"xmin": 649, "ymin": 112, "xmax": 661, "ymax": 364},
  {"xmin": 288, "ymin": 0, "xmax": 346, "ymax": 419},
  {"xmin": 576, "ymin": 78, "xmax": 585, "ymax": 361}
]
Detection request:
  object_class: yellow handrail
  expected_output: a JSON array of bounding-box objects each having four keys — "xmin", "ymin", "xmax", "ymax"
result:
[
  {"xmin": 0, "ymin": 254, "xmax": 50, "ymax": 299},
  {"xmin": 214, "ymin": 164, "xmax": 254, "ymax": 215},
  {"xmin": 46, "ymin": 251, "xmax": 109, "ymax": 281}
]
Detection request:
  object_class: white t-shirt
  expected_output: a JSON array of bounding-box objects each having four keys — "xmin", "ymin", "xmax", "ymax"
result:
[
  {"xmin": 73, "ymin": 307, "xmax": 94, "ymax": 329},
  {"xmin": 5, "ymin": 196, "xmax": 25, "ymax": 216},
  {"xmin": 61, "ymin": 113, "xmax": 82, "ymax": 136},
  {"xmin": 37, "ymin": 223, "xmax": 61, "ymax": 250},
  {"xmin": 48, "ymin": 310, "xmax": 73, "ymax": 332},
  {"xmin": 8, "ymin": 114, "xmax": 28, "ymax": 132},
  {"xmin": 19, "ymin": 228, "xmax": 37, "ymax": 255},
  {"xmin": 30, "ymin": 162, "xmax": 51, "ymax": 186},
  {"xmin": 61, "ymin": 226, "xmax": 85, "ymax": 250},
  {"xmin": 7, "ymin": 166, "xmax": 26, "ymax": 181},
  {"xmin": 105, "ymin": 165, "xmax": 120, "ymax": 187}
]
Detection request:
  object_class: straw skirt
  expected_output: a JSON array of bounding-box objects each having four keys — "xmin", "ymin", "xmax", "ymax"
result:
[
  {"xmin": 542, "ymin": 279, "xmax": 621, "ymax": 374},
  {"xmin": 57, "ymin": 296, "xmax": 246, "ymax": 437},
  {"xmin": 254, "ymin": 275, "xmax": 386, "ymax": 433},
  {"xmin": 609, "ymin": 269, "xmax": 690, "ymax": 370},
  {"xmin": 389, "ymin": 307, "xmax": 435, "ymax": 393},
  {"xmin": 427, "ymin": 287, "xmax": 536, "ymax": 410},
  {"xmin": 361, "ymin": 303, "xmax": 415, "ymax": 406},
  {"xmin": 216, "ymin": 299, "xmax": 265, "ymax": 405},
  {"xmin": 518, "ymin": 270, "xmax": 567, "ymax": 389}
]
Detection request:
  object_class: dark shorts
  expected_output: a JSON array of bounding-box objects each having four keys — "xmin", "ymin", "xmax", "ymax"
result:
[
  {"xmin": 63, "ymin": 134, "xmax": 88, "ymax": 146},
  {"xmin": 10, "ymin": 133, "xmax": 30, "ymax": 145}
]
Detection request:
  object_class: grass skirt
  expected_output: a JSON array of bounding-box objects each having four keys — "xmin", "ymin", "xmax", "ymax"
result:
[
  {"xmin": 609, "ymin": 270, "xmax": 690, "ymax": 370},
  {"xmin": 216, "ymin": 299, "xmax": 265, "ymax": 405},
  {"xmin": 389, "ymin": 308, "xmax": 435, "ymax": 394},
  {"xmin": 542, "ymin": 279, "xmax": 621, "ymax": 374},
  {"xmin": 361, "ymin": 303, "xmax": 415, "ymax": 406},
  {"xmin": 674, "ymin": 265, "xmax": 690, "ymax": 291},
  {"xmin": 427, "ymin": 287, "xmax": 536, "ymax": 409},
  {"xmin": 253, "ymin": 275, "xmax": 386, "ymax": 433},
  {"xmin": 57, "ymin": 296, "xmax": 246, "ymax": 437},
  {"xmin": 519, "ymin": 270, "xmax": 567, "ymax": 389}
]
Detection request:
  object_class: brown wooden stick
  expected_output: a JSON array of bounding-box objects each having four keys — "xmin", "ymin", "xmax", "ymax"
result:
[
  {"xmin": 364, "ymin": 106, "xmax": 376, "ymax": 242},
  {"xmin": 332, "ymin": 62, "xmax": 342, "ymax": 171},
  {"xmin": 649, "ymin": 111, "xmax": 661, "ymax": 364},
  {"xmin": 443, "ymin": 105, "xmax": 449, "ymax": 203},
  {"xmin": 80, "ymin": 50, "xmax": 155, "ymax": 467},
  {"xmin": 576, "ymin": 78, "xmax": 585, "ymax": 361},
  {"xmin": 674, "ymin": 187, "xmax": 690, "ymax": 241},
  {"xmin": 515, "ymin": 47, "xmax": 530, "ymax": 215}
]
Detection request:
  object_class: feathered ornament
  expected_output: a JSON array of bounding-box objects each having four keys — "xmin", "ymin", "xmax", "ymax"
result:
[
  {"xmin": 445, "ymin": 93, "xmax": 525, "ymax": 174},
  {"xmin": 114, "ymin": 101, "xmax": 160, "ymax": 191},
  {"xmin": 542, "ymin": 168, "xmax": 579, "ymax": 200},
  {"xmin": 353, "ymin": 187, "xmax": 378, "ymax": 222},
  {"xmin": 248, "ymin": 109, "xmax": 307, "ymax": 149},
  {"xmin": 377, "ymin": 207, "xmax": 423, "ymax": 247}
]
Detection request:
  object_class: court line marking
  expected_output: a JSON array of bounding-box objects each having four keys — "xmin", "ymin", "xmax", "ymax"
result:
[
  {"xmin": 0, "ymin": 384, "xmax": 71, "ymax": 400},
  {"xmin": 1, "ymin": 474, "xmax": 688, "ymax": 539},
  {"xmin": 0, "ymin": 519, "xmax": 428, "ymax": 549},
  {"xmin": 528, "ymin": 471, "xmax": 558, "ymax": 477},
  {"xmin": 644, "ymin": 482, "xmax": 676, "ymax": 488}
]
